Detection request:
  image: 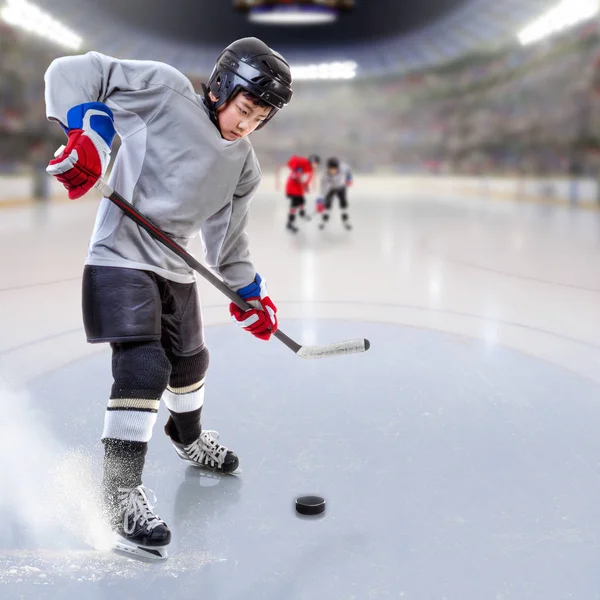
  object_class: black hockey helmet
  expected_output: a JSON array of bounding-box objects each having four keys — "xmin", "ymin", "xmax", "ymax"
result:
[
  {"xmin": 308, "ymin": 154, "xmax": 321, "ymax": 165},
  {"xmin": 327, "ymin": 157, "xmax": 340, "ymax": 170},
  {"xmin": 207, "ymin": 37, "xmax": 293, "ymax": 130}
]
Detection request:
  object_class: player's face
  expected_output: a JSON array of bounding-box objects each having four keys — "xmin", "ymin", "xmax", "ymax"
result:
[
  {"xmin": 328, "ymin": 166, "xmax": 339, "ymax": 176},
  {"xmin": 211, "ymin": 92, "xmax": 271, "ymax": 141}
]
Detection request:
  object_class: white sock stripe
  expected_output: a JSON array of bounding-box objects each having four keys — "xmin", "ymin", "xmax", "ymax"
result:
[
  {"xmin": 163, "ymin": 386, "xmax": 205, "ymax": 413},
  {"xmin": 166, "ymin": 379, "xmax": 205, "ymax": 395},
  {"xmin": 102, "ymin": 409, "xmax": 157, "ymax": 443},
  {"xmin": 108, "ymin": 398, "xmax": 160, "ymax": 411}
]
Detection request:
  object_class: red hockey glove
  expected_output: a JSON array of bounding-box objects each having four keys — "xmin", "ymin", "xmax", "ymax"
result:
[
  {"xmin": 229, "ymin": 274, "xmax": 278, "ymax": 341},
  {"xmin": 46, "ymin": 103, "xmax": 115, "ymax": 200}
]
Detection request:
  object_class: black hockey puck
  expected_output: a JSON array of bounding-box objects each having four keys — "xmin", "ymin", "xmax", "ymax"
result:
[{"xmin": 295, "ymin": 495, "xmax": 326, "ymax": 516}]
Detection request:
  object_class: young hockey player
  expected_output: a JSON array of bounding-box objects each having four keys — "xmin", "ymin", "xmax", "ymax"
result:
[
  {"xmin": 318, "ymin": 157, "xmax": 353, "ymax": 231},
  {"xmin": 44, "ymin": 37, "xmax": 292, "ymax": 559},
  {"xmin": 277, "ymin": 153, "xmax": 320, "ymax": 232}
]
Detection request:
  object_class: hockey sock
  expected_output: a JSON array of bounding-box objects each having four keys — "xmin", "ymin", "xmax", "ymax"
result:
[
  {"xmin": 103, "ymin": 439, "xmax": 148, "ymax": 497},
  {"xmin": 102, "ymin": 342, "xmax": 170, "ymax": 506},
  {"xmin": 164, "ymin": 348, "xmax": 208, "ymax": 445},
  {"xmin": 103, "ymin": 342, "xmax": 169, "ymax": 443},
  {"xmin": 163, "ymin": 381, "xmax": 205, "ymax": 445}
]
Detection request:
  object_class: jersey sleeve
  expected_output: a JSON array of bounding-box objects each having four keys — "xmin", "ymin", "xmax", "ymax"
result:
[
  {"xmin": 201, "ymin": 148, "xmax": 262, "ymax": 290},
  {"xmin": 44, "ymin": 51, "xmax": 189, "ymax": 132}
]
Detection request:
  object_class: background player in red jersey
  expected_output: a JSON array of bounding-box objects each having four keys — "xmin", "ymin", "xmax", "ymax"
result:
[{"xmin": 277, "ymin": 153, "xmax": 320, "ymax": 232}]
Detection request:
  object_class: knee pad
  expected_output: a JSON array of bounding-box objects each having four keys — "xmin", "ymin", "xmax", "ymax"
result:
[
  {"xmin": 168, "ymin": 346, "xmax": 210, "ymax": 389},
  {"xmin": 104, "ymin": 341, "xmax": 170, "ymax": 443},
  {"xmin": 110, "ymin": 341, "xmax": 171, "ymax": 399}
]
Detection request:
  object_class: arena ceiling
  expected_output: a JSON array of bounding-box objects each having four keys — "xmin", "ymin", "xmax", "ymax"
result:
[
  {"xmin": 87, "ymin": 0, "xmax": 467, "ymax": 47},
  {"xmin": 33, "ymin": 0, "xmax": 558, "ymax": 76}
]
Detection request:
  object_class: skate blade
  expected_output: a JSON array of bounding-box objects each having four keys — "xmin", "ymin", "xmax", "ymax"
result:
[
  {"xmin": 182, "ymin": 458, "xmax": 242, "ymax": 475},
  {"xmin": 112, "ymin": 534, "xmax": 169, "ymax": 561}
]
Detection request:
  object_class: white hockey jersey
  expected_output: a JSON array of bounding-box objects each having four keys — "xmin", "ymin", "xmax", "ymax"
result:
[
  {"xmin": 45, "ymin": 51, "xmax": 261, "ymax": 289},
  {"xmin": 320, "ymin": 162, "xmax": 352, "ymax": 196}
]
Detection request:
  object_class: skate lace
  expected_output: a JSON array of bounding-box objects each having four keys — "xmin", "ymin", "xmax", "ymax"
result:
[
  {"xmin": 183, "ymin": 430, "xmax": 228, "ymax": 468},
  {"xmin": 118, "ymin": 485, "xmax": 164, "ymax": 535}
]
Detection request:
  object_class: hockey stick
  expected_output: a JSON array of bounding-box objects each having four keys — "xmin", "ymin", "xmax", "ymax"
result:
[{"xmin": 93, "ymin": 179, "xmax": 370, "ymax": 359}]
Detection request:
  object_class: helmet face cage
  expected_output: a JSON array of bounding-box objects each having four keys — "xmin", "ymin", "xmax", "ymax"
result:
[{"xmin": 208, "ymin": 47, "xmax": 293, "ymax": 130}]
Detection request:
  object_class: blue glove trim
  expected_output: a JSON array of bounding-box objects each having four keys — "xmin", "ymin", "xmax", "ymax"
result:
[
  {"xmin": 237, "ymin": 273, "xmax": 263, "ymax": 300},
  {"xmin": 66, "ymin": 102, "xmax": 116, "ymax": 147}
]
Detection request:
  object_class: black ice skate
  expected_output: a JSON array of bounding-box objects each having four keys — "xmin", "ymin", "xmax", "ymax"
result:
[
  {"xmin": 286, "ymin": 223, "xmax": 299, "ymax": 233},
  {"xmin": 109, "ymin": 485, "xmax": 171, "ymax": 560},
  {"xmin": 343, "ymin": 222, "xmax": 353, "ymax": 230},
  {"xmin": 165, "ymin": 421, "xmax": 240, "ymax": 474}
]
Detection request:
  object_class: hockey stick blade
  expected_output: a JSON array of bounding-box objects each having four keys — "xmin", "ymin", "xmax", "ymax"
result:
[{"xmin": 296, "ymin": 338, "xmax": 370, "ymax": 359}]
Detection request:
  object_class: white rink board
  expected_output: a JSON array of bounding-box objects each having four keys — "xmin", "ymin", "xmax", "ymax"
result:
[
  {"xmin": 2, "ymin": 173, "xmax": 598, "ymax": 208},
  {"xmin": 0, "ymin": 174, "xmax": 66, "ymax": 204},
  {"xmin": 260, "ymin": 173, "xmax": 599, "ymax": 207}
]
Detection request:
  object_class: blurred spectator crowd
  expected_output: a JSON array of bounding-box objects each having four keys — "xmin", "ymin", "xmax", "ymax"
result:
[
  {"xmin": 3, "ymin": 18, "xmax": 600, "ymax": 177},
  {"xmin": 0, "ymin": 24, "xmax": 63, "ymax": 174},
  {"xmin": 255, "ymin": 20, "xmax": 600, "ymax": 177}
]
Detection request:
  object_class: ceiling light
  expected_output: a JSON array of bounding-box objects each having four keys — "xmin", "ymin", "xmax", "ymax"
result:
[
  {"xmin": 234, "ymin": 1, "xmax": 355, "ymax": 26},
  {"xmin": 518, "ymin": 0, "xmax": 599, "ymax": 45},
  {"xmin": 291, "ymin": 61, "xmax": 357, "ymax": 80},
  {"xmin": 248, "ymin": 5, "xmax": 337, "ymax": 25},
  {"xmin": 0, "ymin": 0, "xmax": 82, "ymax": 49}
]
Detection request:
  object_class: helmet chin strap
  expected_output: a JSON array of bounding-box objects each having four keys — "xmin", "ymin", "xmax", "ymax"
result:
[{"xmin": 201, "ymin": 84, "xmax": 221, "ymax": 132}]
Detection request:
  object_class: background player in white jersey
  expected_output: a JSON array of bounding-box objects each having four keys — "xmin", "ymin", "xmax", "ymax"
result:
[
  {"xmin": 44, "ymin": 37, "xmax": 292, "ymax": 559},
  {"xmin": 318, "ymin": 157, "xmax": 353, "ymax": 230}
]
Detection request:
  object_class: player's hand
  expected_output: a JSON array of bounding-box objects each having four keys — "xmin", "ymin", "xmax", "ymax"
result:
[
  {"xmin": 47, "ymin": 102, "xmax": 116, "ymax": 200},
  {"xmin": 229, "ymin": 274, "xmax": 278, "ymax": 341}
]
